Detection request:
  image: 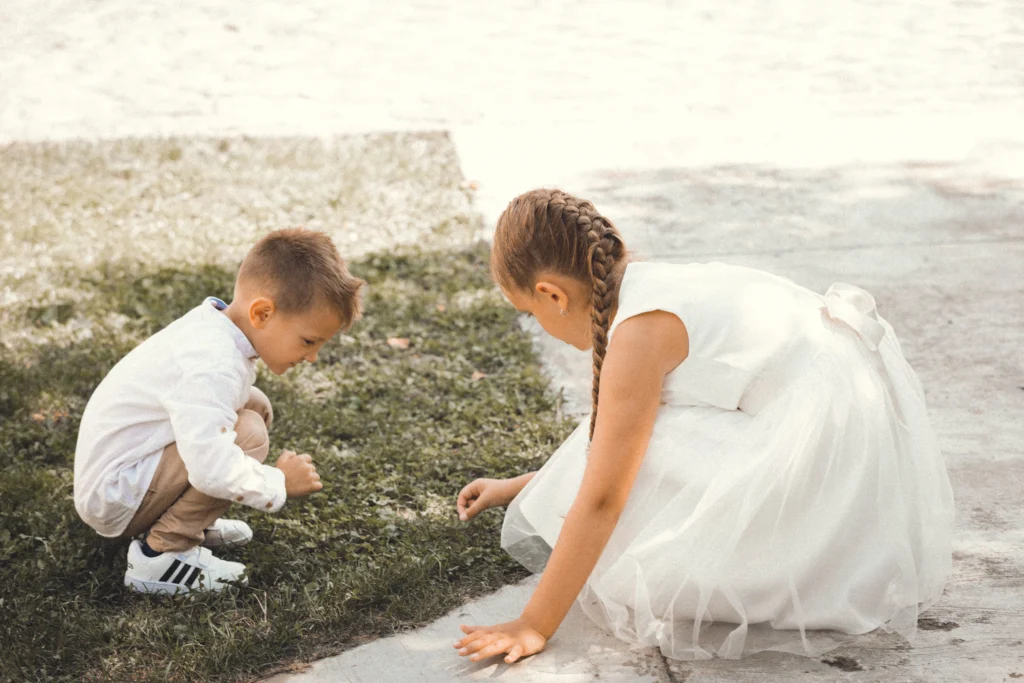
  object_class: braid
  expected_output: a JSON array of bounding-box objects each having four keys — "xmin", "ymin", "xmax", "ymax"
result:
[
  {"xmin": 492, "ymin": 188, "xmax": 627, "ymax": 441},
  {"xmin": 577, "ymin": 209, "xmax": 622, "ymax": 439},
  {"xmin": 548, "ymin": 191, "xmax": 623, "ymax": 438}
]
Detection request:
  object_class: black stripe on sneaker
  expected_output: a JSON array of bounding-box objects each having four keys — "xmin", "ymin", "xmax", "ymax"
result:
[
  {"xmin": 159, "ymin": 560, "xmax": 181, "ymax": 583},
  {"xmin": 185, "ymin": 567, "xmax": 202, "ymax": 587},
  {"xmin": 172, "ymin": 563, "xmax": 192, "ymax": 585}
]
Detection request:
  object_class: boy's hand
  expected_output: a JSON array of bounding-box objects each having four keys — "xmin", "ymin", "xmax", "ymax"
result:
[
  {"xmin": 457, "ymin": 478, "xmax": 515, "ymax": 521},
  {"xmin": 276, "ymin": 450, "xmax": 323, "ymax": 497}
]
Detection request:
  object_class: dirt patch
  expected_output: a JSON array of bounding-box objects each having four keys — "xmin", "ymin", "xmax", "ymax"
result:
[
  {"xmin": 823, "ymin": 655, "xmax": 864, "ymax": 672},
  {"xmin": 980, "ymin": 556, "xmax": 1020, "ymax": 580},
  {"xmin": 918, "ymin": 617, "xmax": 960, "ymax": 631},
  {"xmin": 971, "ymin": 506, "xmax": 1014, "ymax": 532}
]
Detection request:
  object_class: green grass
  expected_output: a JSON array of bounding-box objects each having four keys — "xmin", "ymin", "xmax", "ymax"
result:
[{"xmin": 0, "ymin": 244, "xmax": 572, "ymax": 682}]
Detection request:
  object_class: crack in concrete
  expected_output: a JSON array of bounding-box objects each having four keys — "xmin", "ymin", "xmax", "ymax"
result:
[{"xmin": 656, "ymin": 650, "xmax": 677, "ymax": 683}]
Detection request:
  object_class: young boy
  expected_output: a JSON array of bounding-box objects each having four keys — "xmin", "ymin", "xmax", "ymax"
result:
[{"xmin": 74, "ymin": 228, "xmax": 364, "ymax": 594}]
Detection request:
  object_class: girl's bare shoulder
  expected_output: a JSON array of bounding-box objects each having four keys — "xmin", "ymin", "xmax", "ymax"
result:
[{"xmin": 607, "ymin": 310, "xmax": 689, "ymax": 378}]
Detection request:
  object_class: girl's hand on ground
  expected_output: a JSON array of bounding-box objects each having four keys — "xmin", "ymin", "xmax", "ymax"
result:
[
  {"xmin": 457, "ymin": 478, "xmax": 512, "ymax": 521},
  {"xmin": 453, "ymin": 619, "xmax": 547, "ymax": 664},
  {"xmin": 276, "ymin": 450, "xmax": 323, "ymax": 497}
]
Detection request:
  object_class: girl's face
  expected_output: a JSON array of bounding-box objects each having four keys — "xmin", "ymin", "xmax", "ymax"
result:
[{"xmin": 501, "ymin": 275, "xmax": 593, "ymax": 351}]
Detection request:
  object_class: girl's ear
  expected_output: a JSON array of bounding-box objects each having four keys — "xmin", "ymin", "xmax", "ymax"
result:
[
  {"xmin": 535, "ymin": 281, "xmax": 569, "ymax": 307},
  {"xmin": 248, "ymin": 297, "xmax": 275, "ymax": 329}
]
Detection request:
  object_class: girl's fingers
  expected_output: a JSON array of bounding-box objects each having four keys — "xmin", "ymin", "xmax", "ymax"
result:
[
  {"xmin": 460, "ymin": 633, "xmax": 498, "ymax": 656},
  {"xmin": 457, "ymin": 484, "xmax": 481, "ymax": 519},
  {"xmin": 457, "ymin": 495, "xmax": 476, "ymax": 519},
  {"xmin": 455, "ymin": 626, "xmax": 491, "ymax": 649},
  {"xmin": 470, "ymin": 638, "xmax": 513, "ymax": 662},
  {"xmin": 505, "ymin": 645, "xmax": 523, "ymax": 664},
  {"xmin": 463, "ymin": 497, "xmax": 488, "ymax": 521}
]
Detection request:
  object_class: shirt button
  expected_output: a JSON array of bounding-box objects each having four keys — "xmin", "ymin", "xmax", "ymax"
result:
[
  {"xmin": 221, "ymin": 427, "xmax": 227, "ymax": 433},
  {"xmin": 265, "ymin": 502, "xmax": 272, "ymax": 509},
  {"xmin": 236, "ymin": 496, "xmax": 244, "ymax": 502}
]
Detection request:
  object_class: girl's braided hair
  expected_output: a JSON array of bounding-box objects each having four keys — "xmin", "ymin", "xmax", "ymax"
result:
[{"xmin": 491, "ymin": 189, "xmax": 627, "ymax": 439}]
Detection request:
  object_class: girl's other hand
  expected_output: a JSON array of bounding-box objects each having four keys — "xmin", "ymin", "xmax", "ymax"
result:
[
  {"xmin": 453, "ymin": 619, "xmax": 547, "ymax": 663},
  {"xmin": 456, "ymin": 478, "xmax": 513, "ymax": 521}
]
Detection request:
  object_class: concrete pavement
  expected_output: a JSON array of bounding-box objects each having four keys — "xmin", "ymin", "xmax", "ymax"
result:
[
  {"xmin": 267, "ymin": 161, "xmax": 1024, "ymax": 682},
  {"xmin": 264, "ymin": 575, "xmax": 673, "ymax": 683}
]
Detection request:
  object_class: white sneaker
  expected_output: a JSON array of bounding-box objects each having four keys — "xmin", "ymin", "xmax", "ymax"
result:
[
  {"xmin": 202, "ymin": 518, "xmax": 253, "ymax": 549},
  {"xmin": 124, "ymin": 540, "xmax": 247, "ymax": 594}
]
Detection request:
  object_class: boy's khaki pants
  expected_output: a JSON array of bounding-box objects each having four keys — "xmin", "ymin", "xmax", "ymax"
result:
[{"xmin": 121, "ymin": 387, "xmax": 273, "ymax": 553}]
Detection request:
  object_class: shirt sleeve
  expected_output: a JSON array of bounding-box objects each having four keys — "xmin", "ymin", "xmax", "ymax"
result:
[{"xmin": 162, "ymin": 365, "xmax": 287, "ymax": 512}]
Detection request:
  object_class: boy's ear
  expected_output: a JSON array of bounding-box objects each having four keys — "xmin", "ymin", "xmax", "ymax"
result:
[{"xmin": 248, "ymin": 297, "xmax": 276, "ymax": 329}]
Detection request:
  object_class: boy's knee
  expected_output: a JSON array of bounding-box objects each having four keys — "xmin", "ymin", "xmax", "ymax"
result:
[
  {"xmin": 245, "ymin": 386, "xmax": 274, "ymax": 428},
  {"xmin": 234, "ymin": 409, "xmax": 270, "ymax": 463}
]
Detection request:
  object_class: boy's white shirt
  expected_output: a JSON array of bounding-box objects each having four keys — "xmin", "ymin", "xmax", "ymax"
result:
[{"xmin": 73, "ymin": 297, "xmax": 287, "ymax": 537}]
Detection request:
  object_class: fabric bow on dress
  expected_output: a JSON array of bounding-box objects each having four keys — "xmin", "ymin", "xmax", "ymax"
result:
[{"xmin": 822, "ymin": 283, "xmax": 886, "ymax": 351}]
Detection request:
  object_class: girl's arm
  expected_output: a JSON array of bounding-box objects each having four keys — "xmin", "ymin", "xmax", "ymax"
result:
[
  {"xmin": 455, "ymin": 310, "xmax": 689, "ymax": 662},
  {"xmin": 506, "ymin": 471, "xmax": 536, "ymax": 496},
  {"xmin": 457, "ymin": 472, "xmax": 537, "ymax": 521}
]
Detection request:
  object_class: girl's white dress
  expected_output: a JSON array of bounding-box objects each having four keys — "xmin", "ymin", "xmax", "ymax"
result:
[{"xmin": 502, "ymin": 262, "xmax": 955, "ymax": 660}]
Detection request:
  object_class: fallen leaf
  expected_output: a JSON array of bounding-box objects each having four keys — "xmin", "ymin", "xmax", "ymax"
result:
[
  {"xmin": 387, "ymin": 337, "xmax": 410, "ymax": 349},
  {"xmin": 435, "ymin": 304, "xmax": 447, "ymax": 313},
  {"xmin": 31, "ymin": 413, "xmax": 46, "ymax": 422},
  {"xmin": 471, "ymin": 371, "xmax": 487, "ymax": 381}
]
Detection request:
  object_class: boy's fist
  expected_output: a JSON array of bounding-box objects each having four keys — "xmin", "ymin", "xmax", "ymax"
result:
[{"xmin": 276, "ymin": 450, "xmax": 323, "ymax": 497}]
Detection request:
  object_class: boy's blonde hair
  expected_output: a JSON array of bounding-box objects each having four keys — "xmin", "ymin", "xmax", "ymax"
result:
[
  {"xmin": 238, "ymin": 228, "xmax": 364, "ymax": 330},
  {"xmin": 491, "ymin": 189, "xmax": 628, "ymax": 439}
]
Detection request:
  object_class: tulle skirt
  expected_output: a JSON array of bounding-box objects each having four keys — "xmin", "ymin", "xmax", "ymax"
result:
[{"xmin": 502, "ymin": 310, "xmax": 954, "ymax": 660}]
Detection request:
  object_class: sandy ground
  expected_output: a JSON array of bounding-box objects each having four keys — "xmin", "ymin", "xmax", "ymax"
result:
[{"xmin": 0, "ymin": 134, "xmax": 480, "ymax": 359}]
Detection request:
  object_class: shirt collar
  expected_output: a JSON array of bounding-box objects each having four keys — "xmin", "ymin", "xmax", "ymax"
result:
[{"xmin": 205, "ymin": 297, "xmax": 260, "ymax": 360}]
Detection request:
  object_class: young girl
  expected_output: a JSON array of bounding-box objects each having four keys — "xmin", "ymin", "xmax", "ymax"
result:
[{"xmin": 453, "ymin": 189, "xmax": 954, "ymax": 664}]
